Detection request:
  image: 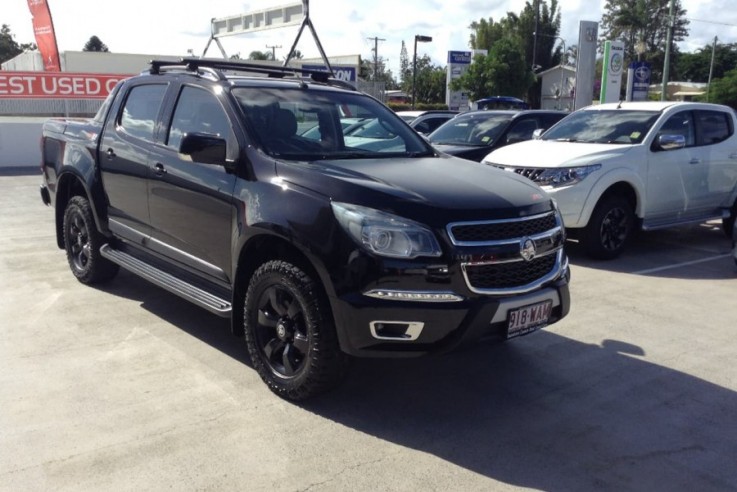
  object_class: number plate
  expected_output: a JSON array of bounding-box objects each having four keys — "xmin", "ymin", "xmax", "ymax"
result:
[{"xmin": 506, "ymin": 300, "xmax": 553, "ymax": 339}]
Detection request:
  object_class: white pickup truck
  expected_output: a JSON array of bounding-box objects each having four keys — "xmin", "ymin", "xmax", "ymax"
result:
[{"xmin": 483, "ymin": 101, "xmax": 737, "ymax": 258}]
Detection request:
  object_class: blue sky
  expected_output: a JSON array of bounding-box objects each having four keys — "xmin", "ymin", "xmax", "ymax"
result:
[{"xmin": 4, "ymin": 0, "xmax": 736, "ymax": 75}]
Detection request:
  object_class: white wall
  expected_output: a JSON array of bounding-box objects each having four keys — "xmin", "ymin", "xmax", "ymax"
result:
[{"xmin": 0, "ymin": 118, "xmax": 46, "ymax": 168}]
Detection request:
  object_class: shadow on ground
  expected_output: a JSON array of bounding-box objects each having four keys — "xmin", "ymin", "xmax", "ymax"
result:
[{"xmin": 97, "ymin": 271, "xmax": 737, "ymax": 491}]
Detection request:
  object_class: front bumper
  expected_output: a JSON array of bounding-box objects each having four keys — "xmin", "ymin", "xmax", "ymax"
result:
[{"xmin": 330, "ymin": 269, "xmax": 570, "ymax": 358}]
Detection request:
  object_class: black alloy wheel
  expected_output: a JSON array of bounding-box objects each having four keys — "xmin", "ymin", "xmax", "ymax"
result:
[
  {"xmin": 254, "ymin": 282, "xmax": 309, "ymax": 378},
  {"xmin": 244, "ymin": 260, "xmax": 347, "ymax": 400},
  {"xmin": 62, "ymin": 196, "xmax": 118, "ymax": 284},
  {"xmin": 581, "ymin": 194, "xmax": 634, "ymax": 260}
]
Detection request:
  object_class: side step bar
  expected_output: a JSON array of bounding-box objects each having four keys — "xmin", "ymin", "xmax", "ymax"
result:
[{"xmin": 100, "ymin": 244, "xmax": 232, "ymax": 317}]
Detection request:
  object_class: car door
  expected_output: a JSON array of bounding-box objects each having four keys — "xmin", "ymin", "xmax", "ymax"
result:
[
  {"xmin": 146, "ymin": 84, "xmax": 239, "ymax": 284},
  {"xmin": 691, "ymin": 109, "xmax": 737, "ymax": 213},
  {"xmin": 645, "ymin": 110, "xmax": 701, "ymax": 221},
  {"xmin": 99, "ymin": 82, "xmax": 169, "ymax": 242}
]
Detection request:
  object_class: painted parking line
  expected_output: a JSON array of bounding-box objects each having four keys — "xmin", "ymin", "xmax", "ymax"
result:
[{"xmin": 633, "ymin": 254, "xmax": 732, "ymax": 275}]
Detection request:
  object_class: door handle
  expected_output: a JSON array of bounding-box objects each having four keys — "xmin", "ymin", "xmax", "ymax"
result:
[
  {"xmin": 153, "ymin": 163, "xmax": 167, "ymax": 175},
  {"xmin": 106, "ymin": 148, "xmax": 116, "ymax": 159},
  {"xmin": 689, "ymin": 158, "xmax": 701, "ymax": 165},
  {"xmin": 729, "ymin": 153, "xmax": 737, "ymax": 159}
]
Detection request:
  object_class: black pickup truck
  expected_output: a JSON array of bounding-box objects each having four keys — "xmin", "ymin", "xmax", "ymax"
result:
[{"xmin": 40, "ymin": 58, "xmax": 570, "ymax": 400}]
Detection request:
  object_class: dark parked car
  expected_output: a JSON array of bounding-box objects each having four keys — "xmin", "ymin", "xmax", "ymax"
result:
[
  {"xmin": 428, "ymin": 110, "xmax": 568, "ymax": 162},
  {"xmin": 39, "ymin": 59, "xmax": 570, "ymax": 400},
  {"xmin": 396, "ymin": 110, "xmax": 459, "ymax": 135}
]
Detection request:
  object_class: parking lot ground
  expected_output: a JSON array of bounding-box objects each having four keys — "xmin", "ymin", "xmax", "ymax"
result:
[{"xmin": 2, "ymin": 170, "xmax": 737, "ymax": 491}]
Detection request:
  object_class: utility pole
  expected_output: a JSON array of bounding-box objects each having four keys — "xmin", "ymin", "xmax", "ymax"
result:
[
  {"xmin": 367, "ymin": 36, "xmax": 385, "ymax": 81},
  {"xmin": 707, "ymin": 36, "xmax": 717, "ymax": 102},
  {"xmin": 531, "ymin": 0, "xmax": 539, "ymax": 71},
  {"xmin": 660, "ymin": 0, "xmax": 676, "ymax": 101},
  {"xmin": 266, "ymin": 44, "xmax": 281, "ymax": 61}
]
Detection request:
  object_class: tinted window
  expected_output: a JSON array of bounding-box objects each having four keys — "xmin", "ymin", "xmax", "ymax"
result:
[
  {"xmin": 232, "ymin": 87, "xmax": 429, "ymax": 158},
  {"xmin": 696, "ymin": 110, "xmax": 732, "ymax": 145},
  {"xmin": 120, "ymin": 84, "xmax": 167, "ymax": 141},
  {"xmin": 506, "ymin": 118, "xmax": 539, "ymax": 142},
  {"xmin": 657, "ymin": 111, "xmax": 695, "ymax": 147},
  {"xmin": 168, "ymin": 86, "xmax": 234, "ymax": 157},
  {"xmin": 429, "ymin": 113, "xmax": 513, "ymax": 146}
]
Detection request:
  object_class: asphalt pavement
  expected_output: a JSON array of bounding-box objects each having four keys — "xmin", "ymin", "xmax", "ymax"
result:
[{"xmin": 2, "ymin": 169, "xmax": 736, "ymax": 491}]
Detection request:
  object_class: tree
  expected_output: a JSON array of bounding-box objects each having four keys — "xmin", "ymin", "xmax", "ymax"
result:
[
  {"xmin": 466, "ymin": 1, "xmax": 561, "ymax": 107},
  {"xmin": 600, "ymin": 0, "xmax": 689, "ymax": 79},
  {"xmin": 399, "ymin": 41, "xmax": 410, "ymax": 87},
  {"xmin": 407, "ymin": 54, "xmax": 446, "ymax": 104},
  {"xmin": 0, "ymin": 24, "xmax": 36, "ymax": 65},
  {"xmin": 676, "ymin": 42, "xmax": 737, "ymax": 83},
  {"xmin": 700, "ymin": 68, "xmax": 737, "ymax": 108},
  {"xmin": 248, "ymin": 50, "xmax": 272, "ymax": 61},
  {"xmin": 83, "ymin": 35, "xmax": 109, "ymax": 52},
  {"xmin": 359, "ymin": 57, "xmax": 397, "ymax": 89},
  {"xmin": 450, "ymin": 38, "xmax": 535, "ymax": 101}
]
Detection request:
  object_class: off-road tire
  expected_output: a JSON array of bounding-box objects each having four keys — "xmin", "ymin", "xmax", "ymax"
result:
[
  {"xmin": 244, "ymin": 260, "xmax": 347, "ymax": 400},
  {"xmin": 62, "ymin": 196, "xmax": 119, "ymax": 284},
  {"xmin": 580, "ymin": 194, "xmax": 634, "ymax": 260}
]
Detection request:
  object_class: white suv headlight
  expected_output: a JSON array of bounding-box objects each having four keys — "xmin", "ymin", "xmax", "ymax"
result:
[
  {"xmin": 537, "ymin": 164, "xmax": 601, "ymax": 188},
  {"xmin": 331, "ymin": 202, "xmax": 442, "ymax": 259}
]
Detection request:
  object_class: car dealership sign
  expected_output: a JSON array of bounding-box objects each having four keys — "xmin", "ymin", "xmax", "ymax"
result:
[{"xmin": 0, "ymin": 72, "xmax": 131, "ymax": 99}]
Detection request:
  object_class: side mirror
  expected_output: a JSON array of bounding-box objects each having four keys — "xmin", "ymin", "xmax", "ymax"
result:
[
  {"xmin": 654, "ymin": 134, "xmax": 686, "ymax": 152},
  {"xmin": 532, "ymin": 128, "xmax": 544, "ymax": 139},
  {"xmin": 179, "ymin": 132, "xmax": 227, "ymax": 165}
]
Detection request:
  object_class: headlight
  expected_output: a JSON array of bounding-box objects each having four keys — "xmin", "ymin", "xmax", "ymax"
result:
[
  {"xmin": 536, "ymin": 164, "xmax": 601, "ymax": 188},
  {"xmin": 331, "ymin": 202, "xmax": 442, "ymax": 259}
]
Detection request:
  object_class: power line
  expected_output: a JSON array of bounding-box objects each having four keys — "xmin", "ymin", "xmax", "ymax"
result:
[{"xmin": 687, "ymin": 18, "xmax": 737, "ymax": 28}]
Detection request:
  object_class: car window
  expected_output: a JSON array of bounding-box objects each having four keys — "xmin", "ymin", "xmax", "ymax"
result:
[
  {"xmin": 167, "ymin": 85, "xmax": 236, "ymax": 159},
  {"xmin": 506, "ymin": 118, "xmax": 539, "ymax": 143},
  {"xmin": 232, "ymin": 87, "xmax": 429, "ymax": 159},
  {"xmin": 119, "ymin": 84, "xmax": 167, "ymax": 142},
  {"xmin": 429, "ymin": 113, "xmax": 513, "ymax": 146},
  {"xmin": 416, "ymin": 116, "xmax": 452, "ymax": 134},
  {"xmin": 543, "ymin": 110, "xmax": 659, "ymax": 144},
  {"xmin": 695, "ymin": 110, "xmax": 732, "ymax": 145},
  {"xmin": 657, "ymin": 111, "xmax": 695, "ymax": 147}
]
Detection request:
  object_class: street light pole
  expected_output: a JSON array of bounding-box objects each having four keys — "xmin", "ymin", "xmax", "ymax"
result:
[{"xmin": 412, "ymin": 34, "xmax": 432, "ymax": 109}]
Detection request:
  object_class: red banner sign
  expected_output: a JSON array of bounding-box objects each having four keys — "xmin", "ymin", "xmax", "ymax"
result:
[
  {"xmin": 27, "ymin": 0, "xmax": 62, "ymax": 72},
  {"xmin": 0, "ymin": 72, "xmax": 132, "ymax": 99}
]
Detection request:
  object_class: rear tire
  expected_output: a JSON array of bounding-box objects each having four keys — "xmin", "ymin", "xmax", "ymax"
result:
[
  {"xmin": 580, "ymin": 194, "xmax": 634, "ymax": 260},
  {"xmin": 244, "ymin": 260, "xmax": 347, "ymax": 400},
  {"xmin": 62, "ymin": 196, "xmax": 119, "ymax": 284},
  {"xmin": 723, "ymin": 201, "xmax": 736, "ymax": 239}
]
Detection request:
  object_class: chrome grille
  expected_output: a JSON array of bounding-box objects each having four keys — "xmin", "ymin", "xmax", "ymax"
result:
[
  {"xmin": 450, "ymin": 212, "xmax": 557, "ymax": 243},
  {"xmin": 448, "ymin": 211, "xmax": 566, "ymax": 295},
  {"xmin": 465, "ymin": 254, "xmax": 557, "ymax": 290}
]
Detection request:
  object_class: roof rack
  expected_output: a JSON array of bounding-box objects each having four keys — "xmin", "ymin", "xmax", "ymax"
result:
[{"xmin": 149, "ymin": 57, "xmax": 356, "ymax": 91}]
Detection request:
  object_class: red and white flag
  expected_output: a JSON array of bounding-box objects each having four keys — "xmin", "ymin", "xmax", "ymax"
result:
[{"xmin": 27, "ymin": 0, "xmax": 62, "ymax": 72}]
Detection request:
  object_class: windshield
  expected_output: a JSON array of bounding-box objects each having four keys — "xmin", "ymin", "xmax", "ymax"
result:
[
  {"xmin": 231, "ymin": 87, "xmax": 432, "ymax": 160},
  {"xmin": 428, "ymin": 112, "xmax": 513, "ymax": 146},
  {"xmin": 542, "ymin": 109, "xmax": 660, "ymax": 144}
]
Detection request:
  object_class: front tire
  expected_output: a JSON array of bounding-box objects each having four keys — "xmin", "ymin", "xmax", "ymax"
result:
[
  {"xmin": 580, "ymin": 194, "xmax": 634, "ymax": 260},
  {"xmin": 244, "ymin": 260, "xmax": 347, "ymax": 400},
  {"xmin": 62, "ymin": 196, "xmax": 119, "ymax": 284}
]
